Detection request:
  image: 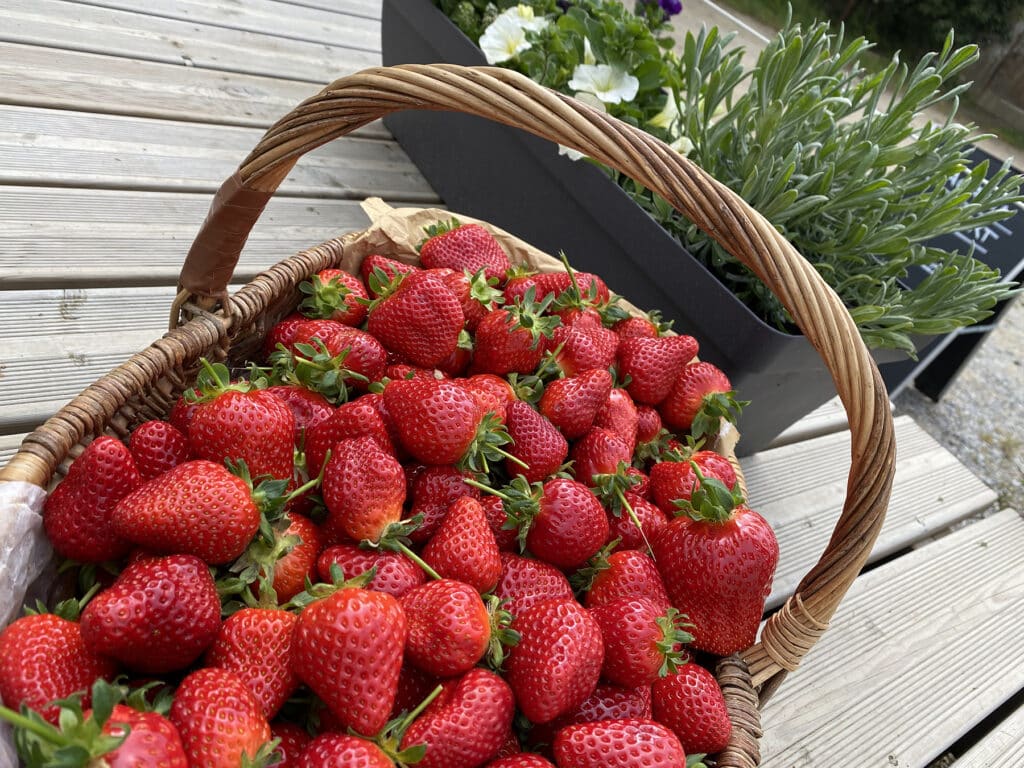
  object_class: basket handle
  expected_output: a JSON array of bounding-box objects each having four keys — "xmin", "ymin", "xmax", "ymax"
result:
[{"xmin": 178, "ymin": 64, "xmax": 895, "ymax": 695}]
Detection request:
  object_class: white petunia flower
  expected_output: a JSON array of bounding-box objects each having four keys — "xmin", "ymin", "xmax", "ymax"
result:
[
  {"xmin": 568, "ymin": 64, "xmax": 639, "ymax": 105},
  {"xmin": 478, "ymin": 5, "xmax": 550, "ymax": 64},
  {"xmin": 670, "ymin": 134, "xmax": 694, "ymax": 156},
  {"xmin": 583, "ymin": 37, "xmax": 597, "ymax": 66},
  {"xmin": 648, "ymin": 88, "xmax": 680, "ymax": 130}
]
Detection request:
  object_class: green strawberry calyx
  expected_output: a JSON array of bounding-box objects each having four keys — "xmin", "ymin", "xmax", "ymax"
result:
[
  {"xmin": 673, "ymin": 462, "xmax": 746, "ymax": 524},
  {"xmin": 505, "ymin": 286, "xmax": 561, "ymax": 350},
  {"xmin": 464, "ymin": 475, "xmax": 541, "ymax": 554},
  {"xmin": 375, "ymin": 516, "xmax": 443, "ymax": 582},
  {"xmin": 185, "ymin": 358, "xmax": 253, "ymax": 404},
  {"xmin": 283, "ymin": 563, "xmax": 378, "ymax": 611},
  {"xmin": 268, "ymin": 339, "xmax": 368, "ymax": 405},
  {"xmin": 690, "ymin": 388, "xmax": 750, "ymax": 442},
  {"xmin": 466, "ymin": 268, "xmax": 504, "ymax": 309},
  {"xmin": 655, "ymin": 607, "xmax": 696, "ymax": 678},
  {"xmin": 590, "ymin": 463, "xmax": 655, "ymax": 556},
  {"xmin": 483, "ymin": 594, "xmax": 521, "ymax": 672},
  {"xmin": 363, "ymin": 265, "xmax": 410, "ymax": 308},
  {"xmin": 568, "ymin": 538, "xmax": 620, "ymax": 596},
  {"xmin": 458, "ymin": 412, "xmax": 527, "ymax": 476},
  {"xmin": 373, "ymin": 684, "xmax": 443, "ymax": 765},
  {"xmin": 418, "ymin": 216, "xmax": 462, "ymax": 250}
]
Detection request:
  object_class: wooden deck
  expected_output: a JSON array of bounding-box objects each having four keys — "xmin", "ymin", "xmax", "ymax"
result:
[{"xmin": 0, "ymin": 2, "xmax": 1021, "ymax": 765}]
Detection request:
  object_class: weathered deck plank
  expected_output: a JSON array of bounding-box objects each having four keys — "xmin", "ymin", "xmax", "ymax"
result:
[
  {"xmin": 760, "ymin": 509, "xmax": 1024, "ymax": 767},
  {"xmin": 954, "ymin": 701, "xmax": 1024, "ymax": 766},
  {"xmin": 745, "ymin": 415, "xmax": 999, "ymax": 610}
]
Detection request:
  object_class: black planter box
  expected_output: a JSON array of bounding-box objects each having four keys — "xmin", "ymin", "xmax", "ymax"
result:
[{"xmin": 381, "ymin": 0, "xmax": 904, "ymax": 454}]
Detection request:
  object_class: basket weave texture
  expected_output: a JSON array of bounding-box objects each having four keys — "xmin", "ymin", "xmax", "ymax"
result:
[{"xmin": 0, "ymin": 64, "xmax": 896, "ymax": 767}]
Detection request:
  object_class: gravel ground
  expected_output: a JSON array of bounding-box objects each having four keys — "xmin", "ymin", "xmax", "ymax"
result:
[{"xmin": 673, "ymin": 2, "xmax": 1024, "ymax": 515}]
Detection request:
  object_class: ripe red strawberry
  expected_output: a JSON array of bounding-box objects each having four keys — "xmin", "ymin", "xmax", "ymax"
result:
[
  {"xmin": 186, "ymin": 363, "xmax": 295, "ymax": 482},
  {"xmin": 81, "ymin": 554, "xmax": 221, "ymax": 674},
  {"xmin": 649, "ymin": 449, "xmax": 737, "ymax": 515},
  {"xmin": 298, "ymin": 268, "xmax": 368, "ymax": 326},
  {"xmin": 530, "ymin": 270, "xmax": 609, "ymax": 305},
  {"xmin": 290, "ymin": 586, "xmax": 407, "ymax": 735},
  {"xmin": 503, "ymin": 400, "xmax": 568, "ymax": 483},
  {"xmin": 545, "ymin": 322, "xmax": 618, "ymax": 377},
  {"xmin": 481, "ymin": 494, "xmax": 518, "ymax": 551},
  {"xmin": 527, "ymin": 681, "xmax": 655, "ymax": 754},
  {"xmin": 589, "ymin": 598, "xmax": 692, "ymax": 688},
  {"xmin": 278, "ymin": 323, "xmax": 387, "ymax": 401},
  {"xmin": 407, "ymin": 464, "xmax": 481, "ymax": 543},
  {"xmin": 660, "ymin": 360, "xmax": 747, "ymax": 438},
  {"xmin": 390, "ymin": 664, "xmax": 443, "ymax": 720},
  {"xmin": 170, "ymin": 667, "xmax": 272, "ymax": 767},
  {"xmin": 652, "ymin": 471, "xmax": 779, "ymax": 655},
  {"xmin": 263, "ymin": 312, "xmax": 309, "ymax": 359},
  {"xmin": 0, "ymin": 611, "xmax": 117, "ymax": 724},
  {"xmin": 635, "ymin": 405, "xmax": 663, "ymax": 444},
  {"xmin": 304, "ymin": 395, "xmax": 394, "ymax": 476},
  {"xmin": 421, "ymin": 496, "xmax": 502, "ymax": 593},
  {"xmin": 505, "ymin": 599, "xmax": 604, "ymax": 724},
  {"xmin": 553, "ymin": 718, "xmax": 686, "ymax": 768},
  {"xmin": 317, "ymin": 543, "xmax": 426, "ymax": 598},
  {"xmin": 582, "ymin": 548, "xmax": 671, "ymax": 614},
  {"xmin": 265, "ymin": 385, "xmax": 335, "ymax": 445},
  {"xmin": 436, "ymin": 267, "xmax": 503, "ymax": 331},
  {"xmin": 400, "ymin": 667, "xmax": 516, "ymax": 768},
  {"xmin": 652, "ymin": 662, "xmax": 733, "ymax": 755},
  {"xmin": 262, "ymin": 512, "xmax": 324, "ymax": 603},
  {"xmin": 616, "ymin": 335, "xmax": 698, "ymax": 406},
  {"xmin": 487, "ymin": 756, "xmax": 555, "ymax": 767},
  {"xmin": 400, "ymin": 580, "xmax": 491, "ymax": 677},
  {"xmin": 366, "ymin": 269, "xmax": 464, "ymax": 367},
  {"xmin": 501, "ymin": 477, "xmax": 610, "ymax": 571},
  {"xmin": 612, "ymin": 313, "xmax": 661, "ymax": 339},
  {"xmin": 493, "ymin": 553, "xmax": 574, "ymax": 619},
  {"xmin": 593, "ymin": 387, "xmax": 639, "ymax": 454},
  {"xmin": 111, "ymin": 459, "xmax": 260, "ymax": 564},
  {"xmin": 168, "ymin": 392, "xmax": 201, "ymax": 434},
  {"xmin": 419, "ymin": 219, "xmax": 511, "ymax": 283},
  {"xmin": 321, "ymin": 435, "xmax": 406, "ymax": 544},
  {"xmin": 608, "ymin": 491, "xmax": 667, "ymax": 552},
  {"xmin": 570, "ymin": 427, "xmax": 632, "ymax": 486},
  {"xmin": 270, "ymin": 721, "xmax": 311, "ymax": 765},
  {"xmin": 204, "ymin": 608, "xmax": 299, "ymax": 719},
  {"xmin": 469, "ymin": 303, "xmax": 560, "ymax": 377},
  {"xmin": 457, "ymin": 373, "xmax": 517, "ymax": 423},
  {"xmin": 296, "ymin": 733, "xmax": 395, "ymax": 767},
  {"xmin": 129, "ymin": 420, "xmax": 190, "ymax": 480},
  {"xmin": 537, "ymin": 369, "xmax": 613, "ymax": 440},
  {"xmin": 43, "ymin": 435, "xmax": 140, "ymax": 562},
  {"xmin": 383, "ymin": 377, "xmax": 515, "ymax": 472},
  {"xmin": 360, "ymin": 253, "xmax": 419, "ymax": 296},
  {"xmin": 92, "ymin": 704, "xmax": 188, "ymax": 767}
]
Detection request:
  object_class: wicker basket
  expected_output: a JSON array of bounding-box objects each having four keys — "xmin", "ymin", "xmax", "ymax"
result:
[{"xmin": 0, "ymin": 65, "xmax": 895, "ymax": 767}]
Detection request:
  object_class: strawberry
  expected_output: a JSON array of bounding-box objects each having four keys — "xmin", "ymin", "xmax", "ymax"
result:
[
  {"xmin": 263, "ymin": 312, "xmax": 309, "ymax": 360},
  {"xmin": 503, "ymin": 400, "xmax": 569, "ymax": 483},
  {"xmin": 589, "ymin": 598, "xmax": 693, "ymax": 688},
  {"xmin": 290, "ymin": 586, "xmax": 407, "ymax": 735},
  {"xmin": 304, "ymin": 395, "xmax": 394, "ymax": 476},
  {"xmin": 569, "ymin": 683, "xmax": 653, "ymax": 723},
  {"xmin": 437, "ymin": 267, "xmax": 503, "ymax": 331},
  {"xmin": 486, "ymin": 756, "xmax": 555, "ymax": 767},
  {"xmin": 612, "ymin": 313, "xmax": 662, "ymax": 339},
  {"xmin": 262, "ymin": 512, "xmax": 324, "ymax": 603},
  {"xmin": 407, "ymin": 464, "xmax": 482, "ymax": 543},
  {"xmin": 0, "ymin": 609, "xmax": 117, "ymax": 724},
  {"xmin": 505, "ymin": 598, "xmax": 604, "ymax": 724},
  {"xmin": 421, "ymin": 496, "xmax": 502, "ymax": 593},
  {"xmin": 537, "ymin": 368, "xmax": 613, "ymax": 440},
  {"xmin": 0, "ymin": 679, "xmax": 188, "ymax": 768},
  {"xmin": 129, "ymin": 420, "xmax": 190, "ymax": 480},
  {"xmin": 652, "ymin": 469, "xmax": 778, "ymax": 655},
  {"xmin": 265, "ymin": 385, "xmax": 335, "ymax": 445},
  {"xmin": 186, "ymin": 361, "xmax": 295, "ymax": 482},
  {"xmin": 493, "ymin": 553, "xmax": 574, "ymax": 619},
  {"xmin": 608, "ymin": 491, "xmax": 667, "ymax": 552},
  {"xmin": 111, "ymin": 459, "xmax": 260, "ymax": 564},
  {"xmin": 278, "ymin": 324, "xmax": 387, "ymax": 401},
  {"xmin": 204, "ymin": 608, "xmax": 299, "ymax": 719},
  {"xmin": 469, "ymin": 300, "xmax": 560, "ymax": 377},
  {"xmin": 649, "ymin": 449, "xmax": 738, "ymax": 515},
  {"xmin": 457, "ymin": 373, "xmax": 517, "ymax": 423},
  {"xmin": 399, "ymin": 667, "xmax": 516, "ymax": 768},
  {"xmin": 170, "ymin": 667, "xmax": 272, "ymax": 767},
  {"xmin": 366, "ymin": 269, "xmax": 464, "ymax": 368},
  {"xmin": 581, "ymin": 548, "xmax": 671, "ymax": 614},
  {"xmin": 635, "ymin": 405, "xmax": 663, "ymax": 444},
  {"xmin": 383, "ymin": 377, "xmax": 516, "ymax": 472},
  {"xmin": 552, "ymin": 718, "xmax": 686, "ymax": 768},
  {"xmin": 43, "ymin": 435, "xmax": 140, "ymax": 563},
  {"xmin": 317, "ymin": 543, "xmax": 426, "ymax": 598},
  {"xmin": 298, "ymin": 268, "xmax": 368, "ymax": 326},
  {"xmin": 616, "ymin": 335, "xmax": 698, "ymax": 406},
  {"xmin": 544, "ymin": 322, "xmax": 618, "ymax": 377},
  {"xmin": 390, "ymin": 665, "xmax": 443, "ymax": 720},
  {"xmin": 593, "ymin": 387, "xmax": 639, "ymax": 454},
  {"xmin": 498, "ymin": 477, "xmax": 610, "ymax": 571},
  {"xmin": 321, "ymin": 435, "xmax": 406, "ymax": 544},
  {"xmin": 570, "ymin": 427, "xmax": 632, "ymax": 487},
  {"xmin": 360, "ymin": 253, "xmax": 419, "ymax": 296},
  {"xmin": 419, "ymin": 219, "xmax": 511, "ymax": 283},
  {"xmin": 295, "ymin": 733, "xmax": 395, "ymax": 767},
  {"xmin": 81, "ymin": 554, "xmax": 221, "ymax": 674},
  {"xmin": 659, "ymin": 360, "xmax": 747, "ymax": 439},
  {"xmin": 651, "ymin": 662, "xmax": 733, "ymax": 755},
  {"xmin": 400, "ymin": 580, "xmax": 491, "ymax": 677},
  {"xmin": 270, "ymin": 721, "xmax": 311, "ymax": 766},
  {"xmin": 481, "ymin": 494, "xmax": 519, "ymax": 551},
  {"xmin": 168, "ymin": 392, "xmax": 201, "ymax": 435}
]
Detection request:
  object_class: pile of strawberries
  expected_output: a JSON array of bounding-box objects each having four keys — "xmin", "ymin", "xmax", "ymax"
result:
[{"xmin": 0, "ymin": 218, "xmax": 780, "ymax": 767}]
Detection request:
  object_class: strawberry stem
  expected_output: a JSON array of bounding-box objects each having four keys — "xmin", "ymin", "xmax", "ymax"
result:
[
  {"xmin": 0, "ymin": 705, "xmax": 68, "ymax": 745},
  {"xmin": 463, "ymin": 477, "xmax": 512, "ymax": 503},
  {"xmin": 395, "ymin": 542, "xmax": 442, "ymax": 581},
  {"xmin": 616, "ymin": 487, "xmax": 656, "ymax": 559}
]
